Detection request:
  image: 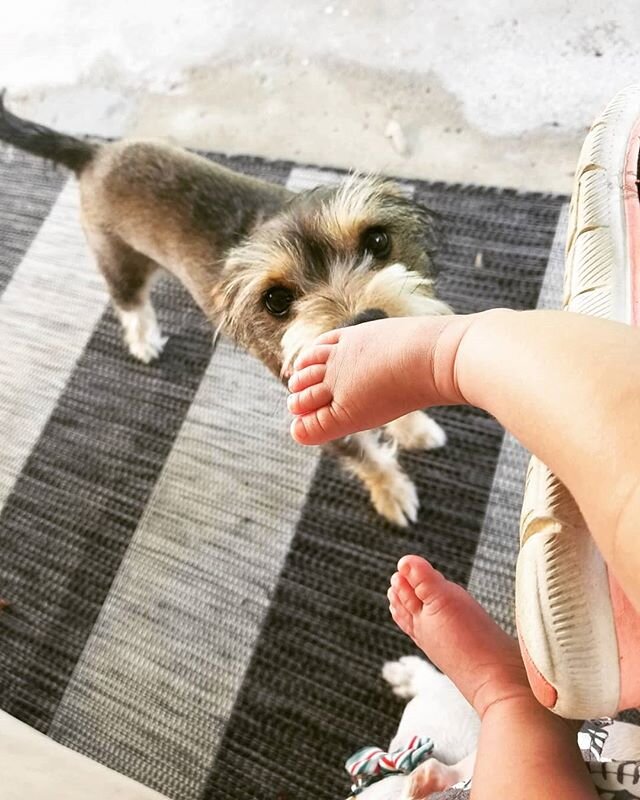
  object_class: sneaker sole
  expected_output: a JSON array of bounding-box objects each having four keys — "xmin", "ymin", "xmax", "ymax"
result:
[{"xmin": 516, "ymin": 85, "xmax": 640, "ymax": 719}]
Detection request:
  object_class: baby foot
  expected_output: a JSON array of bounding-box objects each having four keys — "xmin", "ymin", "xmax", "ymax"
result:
[
  {"xmin": 287, "ymin": 316, "xmax": 468, "ymax": 447},
  {"xmin": 388, "ymin": 555, "xmax": 530, "ymax": 718}
]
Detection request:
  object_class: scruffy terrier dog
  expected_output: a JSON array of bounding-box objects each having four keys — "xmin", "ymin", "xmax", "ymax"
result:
[{"xmin": 0, "ymin": 94, "xmax": 451, "ymax": 526}]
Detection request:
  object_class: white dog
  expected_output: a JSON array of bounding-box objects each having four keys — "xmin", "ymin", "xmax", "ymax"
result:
[
  {"xmin": 346, "ymin": 657, "xmax": 479, "ymax": 800},
  {"xmin": 348, "ymin": 656, "xmax": 640, "ymax": 799}
]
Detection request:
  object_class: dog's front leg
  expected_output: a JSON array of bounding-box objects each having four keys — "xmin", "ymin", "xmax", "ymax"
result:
[
  {"xmin": 385, "ymin": 411, "xmax": 447, "ymax": 452},
  {"xmin": 327, "ymin": 431, "xmax": 419, "ymax": 527}
]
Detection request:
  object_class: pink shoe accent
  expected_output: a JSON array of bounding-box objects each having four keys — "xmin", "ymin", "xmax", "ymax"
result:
[
  {"xmin": 610, "ymin": 575, "xmax": 640, "ymax": 712},
  {"xmin": 517, "ymin": 629, "xmax": 558, "ymax": 711}
]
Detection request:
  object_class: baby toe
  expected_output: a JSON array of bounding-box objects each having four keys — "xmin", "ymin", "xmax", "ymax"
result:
[
  {"xmin": 312, "ymin": 329, "xmax": 342, "ymax": 347},
  {"xmin": 388, "ymin": 590, "xmax": 415, "ymax": 638},
  {"xmin": 290, "ymin": 409, "xmax": 330, "ymax": 445},
  {"xmin": 390, "ymin": 572, "xmax": 423, "ymax": 615},
  {"xmin": 398, "ymin": 556, "xmax": 442, "ymax": 595},
  {"xmin": 287, "ymin": 382, "xmax": 333, "ymax": 416},
  {"xmin": 288, "ymin": 363, "xmax": 327, "ymax": 393},
  {"xmin": 293, "ymin": 343, "xmax": 334, "ymax": 371}
]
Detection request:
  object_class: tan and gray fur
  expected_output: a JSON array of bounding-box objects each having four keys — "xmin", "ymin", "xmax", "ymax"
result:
[{"xmin": 0, "ymin": 93, "xmax": 451, "ymax": 526}]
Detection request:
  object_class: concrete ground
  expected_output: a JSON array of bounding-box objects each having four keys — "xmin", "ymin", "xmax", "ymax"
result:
[{"xmin": 3, "ymin": 1, "xmax": 640, "ymax": 193}]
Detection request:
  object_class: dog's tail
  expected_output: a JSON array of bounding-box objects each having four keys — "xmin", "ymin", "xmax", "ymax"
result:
[{"xmin": 0, "ymin": 90, "xmax": 96, "ymax": 173}]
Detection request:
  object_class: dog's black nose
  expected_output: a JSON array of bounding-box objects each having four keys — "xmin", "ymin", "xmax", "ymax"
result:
[{"xmin": 347, "ymin": 308, "xmax": 388, "ymax": 326}]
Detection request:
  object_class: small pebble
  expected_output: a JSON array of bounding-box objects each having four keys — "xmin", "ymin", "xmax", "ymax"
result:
[
  {"xmin": 385, "ymin": 119, "xmax": 409, "ymax": 156},
  {"xmin": 474, "ymin": 251, "xmax": 484, "ymax": 269}
]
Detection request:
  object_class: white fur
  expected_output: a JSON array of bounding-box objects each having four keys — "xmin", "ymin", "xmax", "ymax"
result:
[
  {"xmin": 116, "ymin": 301, "xmax": 167, "ymax": 364},
  {"xmin": 280, "ymin": 262, "xmax": 451, "ymax": 375},
  {"xmin": 384, "ymin": 657, "xmax": 479, "ymax": 763},
  {"xmin": 349, "ymin": 658, "xmax": 479, "ymax": 800},
  {"xmin": 280, "ymin": 315, "xmax": 326, "ymax": 378},
  {"xmin": 372, "ymin": 465, "xmax": 419, "ymax": 527},
  {"xmin": 363, "ymin": 263, "xmax": 451, "ymax": 318},
  {"xmin": 386, "ymin": 412, "xmax": 447, "ymax": 451},
  {"xmin": 346, "ymin": 432, "xmax": 419, "ymax": 527}
]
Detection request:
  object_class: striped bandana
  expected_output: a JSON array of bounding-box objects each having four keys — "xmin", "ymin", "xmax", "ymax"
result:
[{"xmin": 345, "ymin": 735, "xmax": 435, "ymax": 794}]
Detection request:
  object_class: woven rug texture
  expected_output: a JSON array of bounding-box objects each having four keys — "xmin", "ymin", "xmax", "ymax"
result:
[{"xmin": 0, "ymin": 145, "xmax": 570, "ymax": 799}]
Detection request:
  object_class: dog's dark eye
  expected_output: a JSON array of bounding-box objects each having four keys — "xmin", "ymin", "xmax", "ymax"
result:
[
  {"xmin": 363, "ymin": 227, "xmax": 391, "ymax": 259},
  {"xmin": 263, "ymin": 286, "xmax": 294, "ymax": 317}
]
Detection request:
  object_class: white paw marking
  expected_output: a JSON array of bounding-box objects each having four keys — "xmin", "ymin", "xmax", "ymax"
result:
[
  {"xmin": 382, "ymin": 656, "xmax": 425, "ymax": 698},
  {"xmin": 128, "ymin": 331, "xmax": 168, "ymax": 364},
  {"xmin": 387, "ymin": 412, "xmax": 447, "ymax": 451},
  {"xmin": 118, "ymin": 303, "xmax": 168, "ymax": 364},
  {"xmin": 421, "ymin": 415, "xmax": 447, "ymax": 449},
  {"xmin": 370, "ymin": 469, "xmax": 419, "ymax": 527}
]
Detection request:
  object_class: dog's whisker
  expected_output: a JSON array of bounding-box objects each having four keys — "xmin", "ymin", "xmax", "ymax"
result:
[
  {"xmin": 409, "ymin": 279, "xmax": 431, "ymax": 296},
  {"xmin": 212, "ymin": 321, "xmax": 224, "ymax": 350},
  {"xmin": 270, "ymin": 390, "xmax": 287, "ymax": 420}
]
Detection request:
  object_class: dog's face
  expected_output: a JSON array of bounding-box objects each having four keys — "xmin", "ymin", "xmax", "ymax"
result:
[{"xmin": 213, "ymin": 175, "xmax": 451, "ymax": 378}]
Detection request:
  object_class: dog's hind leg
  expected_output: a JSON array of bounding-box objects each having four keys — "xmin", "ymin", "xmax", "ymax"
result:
[{"xmin": 85, "ymin": 226, "xmax": 167, "ymax": 363}]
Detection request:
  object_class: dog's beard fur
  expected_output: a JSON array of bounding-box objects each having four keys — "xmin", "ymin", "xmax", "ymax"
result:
[
  {"xmin": 211, "ymin": 174, "xmax": 451, "ymax": 379},
  {"xmin": 279, "ymin": 262, "xmax": 449, "ymax": 376}
]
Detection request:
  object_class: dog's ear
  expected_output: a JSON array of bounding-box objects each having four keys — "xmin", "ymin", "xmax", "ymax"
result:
[
  {"xmin": 401, "ymin": 199, "xmax": 442, "ymax": 280},
  {"xmin": 380, "ymin": 188, "xmax": 442, "ymax": 277},
  {"xmin": 413, "ymin": 201, "xmax": 442, "ymax": 255},
  {"xmin": 210, "ymin": 256, "xmax": 266, "ymax": 345},
  {"xmin": 210, "ymin": 271, "xmax": 235, "ymax": 319},
  {"xmin": 210, "ymin": 261, "xmax": 248, "ymax": 339}
]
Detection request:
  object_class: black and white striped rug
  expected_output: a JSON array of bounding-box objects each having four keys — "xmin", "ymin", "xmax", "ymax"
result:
[{"xmin": 0, "ymin": 144, "xmax": 568, "ymax": 800}]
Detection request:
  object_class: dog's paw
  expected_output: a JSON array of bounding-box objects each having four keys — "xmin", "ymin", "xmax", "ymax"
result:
[
  {"xmin": 127, "ymin": 330, "xmax": 168, "ymax": 364},
  {"xmin": 382, "ymin": 656, "xmax": 427, "ymax": 698},
  {"xmin": 386, "ymin": 412, "xmax": 447, "ymax": 451},
  {"xmin": 119, "ymin": 305, "xmax": 168, "ymax": 364},
  {"xmin": 370, "ymin": 470, "xmax": 419, "ymax": 526}
]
